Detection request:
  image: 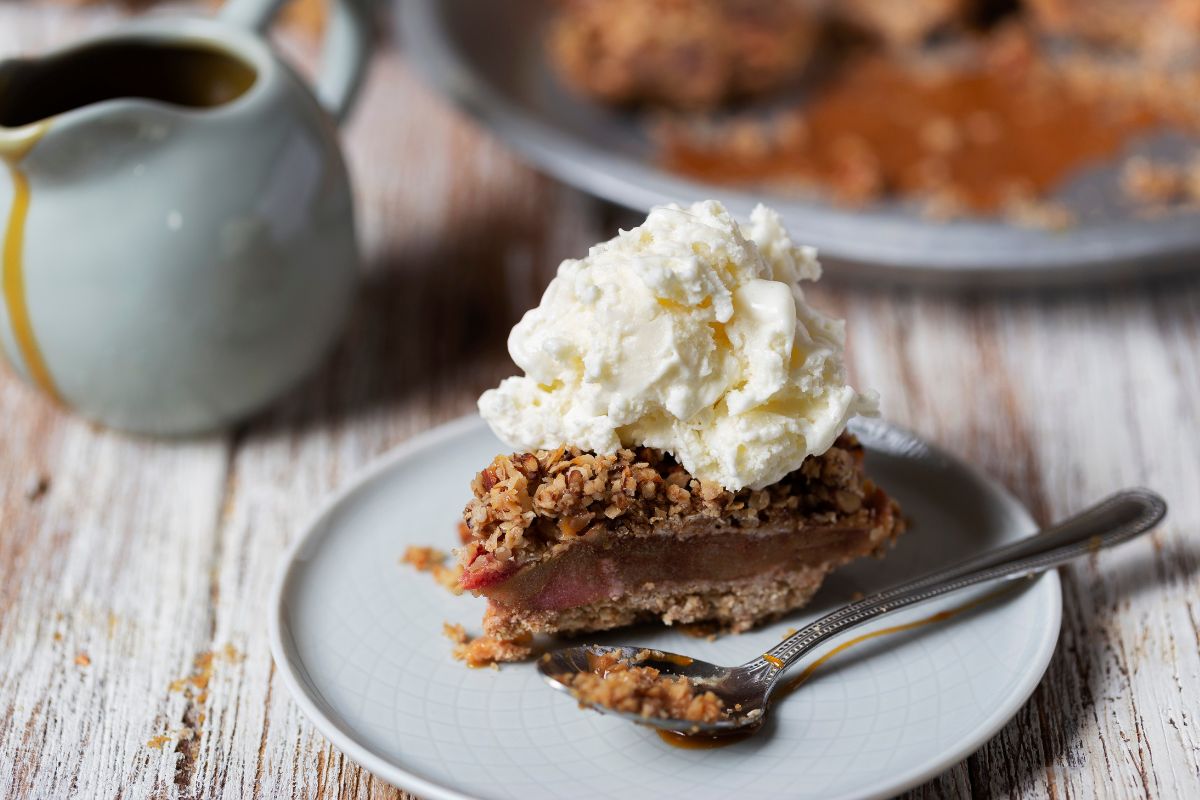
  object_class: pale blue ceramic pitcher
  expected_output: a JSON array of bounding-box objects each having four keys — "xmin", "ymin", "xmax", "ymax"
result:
[{"xmin": 0, "ymin": 0, "xmax": 371, "ymax": 434}]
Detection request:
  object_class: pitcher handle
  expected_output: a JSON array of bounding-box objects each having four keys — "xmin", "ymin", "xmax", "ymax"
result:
[{"xmin": 220, "ymin": 0, "xmax": 371, "ymax": 123}]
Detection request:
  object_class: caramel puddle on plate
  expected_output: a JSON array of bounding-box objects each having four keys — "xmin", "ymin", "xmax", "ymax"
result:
[
  {"xmin": 658, "ymin": 584, "xmax": 1020, "ymax": 749},
  {"xmin": 0, "ymin": 121, "xmax": 59, "ymax": 401},
  {"xmin": 657, "ymin": 727, "xmax": 759, "ymax": 750}
]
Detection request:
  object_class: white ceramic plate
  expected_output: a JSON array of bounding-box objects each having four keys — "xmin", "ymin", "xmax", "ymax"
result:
[{"xmin": 269, "ymin": 416, "xmax": 1061, "ymax": 800}]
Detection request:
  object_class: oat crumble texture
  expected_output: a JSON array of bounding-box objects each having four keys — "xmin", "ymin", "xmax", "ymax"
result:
[
  {"xmin": 553, "ymin": 649, "xmax": 727, "ymax": 723},
  {"xmin": 456, "ymin": 434, "xmax": 903, "ymax": 656}
]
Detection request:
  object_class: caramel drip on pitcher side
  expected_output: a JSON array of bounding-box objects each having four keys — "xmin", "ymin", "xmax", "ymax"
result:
[{"xmin": 1, "ymin": 122, "xmax": 60, "ymax": 401}]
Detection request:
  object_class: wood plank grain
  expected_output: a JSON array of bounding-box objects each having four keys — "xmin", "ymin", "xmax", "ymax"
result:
[
  {"xmin": 0, "ymin": 287, "xmax": 232, "ymax": 797},
  {"xmin": 1, "ymin": 4, "xmax": 1199, "ymax": 799}
]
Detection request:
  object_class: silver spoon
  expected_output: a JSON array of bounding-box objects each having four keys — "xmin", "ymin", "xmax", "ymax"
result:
[{"xmin": 538, "ymin": 488, "xmax": 1167, "ymax": 735}]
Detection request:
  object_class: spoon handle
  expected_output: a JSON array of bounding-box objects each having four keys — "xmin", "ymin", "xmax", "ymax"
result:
[{"xmin": 755, "ymin": 488, "xmax": 1167, "ymax": 673}]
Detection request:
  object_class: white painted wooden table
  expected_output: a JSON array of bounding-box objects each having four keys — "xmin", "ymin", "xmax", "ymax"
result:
[{"xmin": 1, "ymin": 6, "xmax": 1198, "ymax": 798}]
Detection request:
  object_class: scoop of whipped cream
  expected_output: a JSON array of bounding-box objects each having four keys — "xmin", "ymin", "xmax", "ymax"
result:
[{"xmin": 478, "ymin": 200, "xmax": 877, "ymax": 491}]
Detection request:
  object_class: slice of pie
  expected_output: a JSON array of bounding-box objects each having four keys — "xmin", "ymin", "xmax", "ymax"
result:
[
  {"xmin": 451, "ymin": 200, "xmax": 902, "ymax": 661},
  {"xmin": 458, "ymin": 433, "xmax": 901, "ymax": 648}
]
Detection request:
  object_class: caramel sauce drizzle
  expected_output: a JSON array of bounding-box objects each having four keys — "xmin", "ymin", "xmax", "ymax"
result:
[
  {"xmin": 1, "ymin": 122, "xmax": 59, "ymax": 401},
  {"xmin": 773, "ymin": 584, "xmax": 1016, "ymax": 701},
  {"xmin": 658, "ymin": 584, "xmax": 1020, "ymax": 749}
]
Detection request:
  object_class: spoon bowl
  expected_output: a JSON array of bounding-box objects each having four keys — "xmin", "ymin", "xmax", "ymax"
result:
[{"xmin": 537, "ymin": 645, "xmax": 771, "ymax": 734}]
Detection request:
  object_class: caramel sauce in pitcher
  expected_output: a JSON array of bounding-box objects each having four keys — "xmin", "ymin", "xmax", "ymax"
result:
[
  {"xmin": 0, "ymin": 42, "xmax": 256, "ymax": 127},
  {"xmin": 0, "ymin": 42, "xmax": 256, "ymax": 398}
]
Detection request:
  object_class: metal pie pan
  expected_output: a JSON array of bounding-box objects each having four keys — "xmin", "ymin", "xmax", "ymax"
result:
[{"xmin": 397, "ymin": 0, "xmax": 1200, "ymax": 286}]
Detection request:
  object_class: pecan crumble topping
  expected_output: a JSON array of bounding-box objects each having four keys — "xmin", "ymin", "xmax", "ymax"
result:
[
  {"xmin": 443, "ymin": 621, "xmax": 533, "ymax": 668},
  {"xmin": 460, "ymin": 433, "xmax": 881, "ymax": 575},
  {"xmin": 401, "ymin": 545, "xmax": 464, "ymax": 595}
]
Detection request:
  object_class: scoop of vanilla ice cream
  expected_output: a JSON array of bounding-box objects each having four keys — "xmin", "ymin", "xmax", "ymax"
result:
[{"xmin": 478, "ymin": 200, "xmax": 877, "ymax": 490}]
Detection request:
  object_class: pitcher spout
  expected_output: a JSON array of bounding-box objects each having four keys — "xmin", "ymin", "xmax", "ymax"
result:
[
  {"xmin": 0, "ymin": 121, "xmax": 51, "ymax": 164},
  {"xmin": 0, "ymin": 55, "xmax": 52, "ymax": 162}
]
